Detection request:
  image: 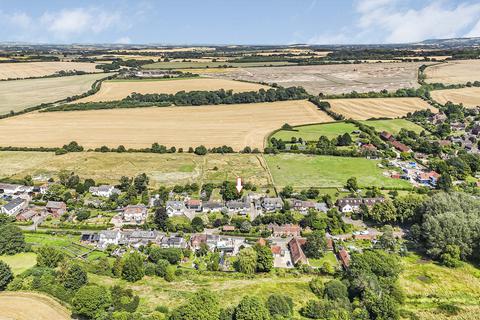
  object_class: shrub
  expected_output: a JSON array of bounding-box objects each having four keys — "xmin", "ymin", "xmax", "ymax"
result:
[
  {"xmin": 0, "ymin": 261, "xmax": 13, "ymax": 290},
  {"xmin": 72, "ymin": 285, "xmax": 112, "ymax": 319},
  {"xmin": 266, "ymin": 294, "xmax": 293, "ymax": 318}
]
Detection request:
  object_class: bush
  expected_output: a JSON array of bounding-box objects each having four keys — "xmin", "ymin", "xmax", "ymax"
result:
[
  {"xmin": 266, "ymin": 294, "xmax": 293, "ymax": 318},
  {"xmin": 0, "ymin": 224, "xmax": 26, "ymax": 255},
  {"xmin": 63, "ymin": 264, "xmax": 88, "ymax": 291},
  {"xmin": 72, "ymin": 285, "xmax": 112, "ymax": 319},
  {"xmin": 169, "ymin": 289, "xmax": 220, "ymax": 320},
  {"xmin": 309, "ymin": 277, "xmax": 324, "ymax": 297},
  {"xmin": 0, "ymin": 261, "xmax": 13, "ymax": 290},
  {"xmin": 121, "ymin": 252, "xmax": 145, "ymax": 282},
  {"xmin": 324, "ymin": 279, "xmax": 348, "ymax": 301},
  {"xmin": 36, "ymin": 246, "xmax": 64, "ymax": 268},
  {"xmin": 234, "ymin": 296, "xmax": 270, "ymax": 320}
]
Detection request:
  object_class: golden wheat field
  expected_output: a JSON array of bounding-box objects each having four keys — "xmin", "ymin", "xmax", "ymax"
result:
[
  {"xmin": 0, "ymin": 292, "xmax": 71, "ymax": 320},
  {"xmin": 0, "ymin": 100, "xmax": 332, "ymax": 150},
  {"xmin": 76, "ymin": 78, "xmax": 270, "ymax": 102},
  {"xmin": 0, "ymin": 61, "xmax": 101, "ymax": 80},
  {"xmin": 431, "ymin": 87, "xmax": 480, "ymax": 107},
  {"xmin": 425, "ymin": 60, "xmax": 480, "ymax": 84},
  {"xmin": 0, "ymin": 73, "xmax": 110, "ymax": 114},
  {"xmin": 327, "ymin": 97, "xmax": 436, "ymax": 120}
]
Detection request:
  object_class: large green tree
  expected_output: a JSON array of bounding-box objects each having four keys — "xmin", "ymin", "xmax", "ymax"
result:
[
  {"xmin": 121, "ymin": 252, "xmax": 145, "ymax": 282},
  {"xmin": 0, "ymin": 261, "xmax": 13, "ymax": 290},
  {"xmin": 0, "ymin": 224, "xmax": 25, "ymax": 255},
  {"xmin": 254, "ymin": 245, "xmax": 273, "ymax": 273},
  {"xmin": 64, "ymin": 264, "xmax": 88, "ymax": 291},
  {"xmin": 234, "ymin": 296, "xmax": 270, "ymax": 320},
  {"xmin": 235, "ymin": 248, "xmax": 257, "ymax": 274},
  {"xmin": 302, "ymin": 231, "xmax": 327, "ymax": 259},
  {"xmin": 36, "ymin": 246, "xmax": 64, "ymax": 268},
  {"xmin": 72, "ymin": 285, "xmax": 112, "ymax": 319},
  {"xmin": 169, "ymin": 289, "xmax": 220, "ymax": 320}
]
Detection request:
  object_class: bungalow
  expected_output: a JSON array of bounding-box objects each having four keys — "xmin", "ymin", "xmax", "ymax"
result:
[
  {"xmin": 288, "ymin": 237, "xmax": 308, "ymax": 265},
  {"xmin": 417, "ymin": 171, "xmax": 440, "ymax": 186},
  {"xmin": 45, "ymin": 201, "xmax": 67, "ymax": 218},
  {"xmin": 268, "ymin": 224, "xmax": 301, "ymax": 237},
  {"xmin": 89, "ymin": 185, "xmax": 120, "ymax": 198},
  {"xmin": 123, "ymin": 204, "xmax": 148, "ymax": 224},
  {"xmin": 262, "ymin": 197, "xmax": 283, "ymax": 212},
  {"xmin": 226, "ymin": 200, "xmax": 249, "ymax": 215},
  {"xmin": 202, "ymin": 201, "xmax": 224, "ymax": 213},
  {"xmin": 166, "ymin": 201, "xmax": 186, "ymax": 217},
  {"xmin": 380, "ymin": 131, "xmax": 394, "ymax": 142},
  {"xmin": 186, "ymin": 199, "xmax": 202, "ymax": 212},
  {"xmin": 338, "ymin": 248, "xmax": 351, "ymax": 269},
  {"xmin": 1, "ymin": 198, "xmax": 27, "ymax": 216}
]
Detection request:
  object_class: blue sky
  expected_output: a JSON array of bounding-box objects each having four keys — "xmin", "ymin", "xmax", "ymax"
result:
[{"xmin": 1, "ymin": 0, "xmax": 480, "ymax": 45}]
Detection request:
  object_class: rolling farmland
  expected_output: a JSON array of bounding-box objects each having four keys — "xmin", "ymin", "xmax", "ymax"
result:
[
  {"xmin": 0, "ymin": 61, "xmax": 101, "ymax": 80},
  {"xmin": 0, "ymin": 100, "xmax": 331, "ymax": 150},
  {"xmin": 0, "ymin": 73, "xmax": 109, "ymax": 115},
  {"xmin": 425, "ymin": 60, "xmax": 480, "ymax": 84},
  {"xmin": 327, "ymin": 97, "xmax": 436, "ymax": 120},
  {"xmin": 0, "ymin": 151, "xmax": 271, "ymax": 187},
  {"xmin": 0, "ymin": 292, "xmax": 71, "ymax": 320},
  {"xmin": 430, "ymin": 87, "xmax": 480, "ymax": 107},
  {"xmin": 204, "ymin": 62, "xmax": 424, "ymax": 95},
  {"xmin": 77, "ymin": 78, "xmax": 270, "ymax": 102}
]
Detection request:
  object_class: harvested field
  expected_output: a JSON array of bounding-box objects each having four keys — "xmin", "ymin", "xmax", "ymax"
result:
[
  {"xmin": 327, "ymin": 98, "xmax": 436, "ymax": 120},
  {"xmin": 142, "ymin": 61, "xmax": 295, "ymax": 69},
  {"xmin": 430, "ymin": 87, "xmax": 480, "ymax": 107},
  {"xmin": 0, "ymin": 152, "xmax": 271, "ymax": 187},
  {"xmin": 0, "ymin": 100, "xmax": 331, "ymax": 150},
  {"xmin": 425, "ymin": 60, "xmax": 480, "ymax": 84},
  {"xmin": 77, "ymin": 78, "xmax": 269, "ymax": 102},
  {"xmin": 0, "ymin": 61, "xmax": 100, "ymax": 80},
  {"xmin": 0, "ymin": 73, "xmax": 110, "ymax": 115},
  {"xmin": 0, "ymin": 292, "xmax": 71, "ymax": 320},
  {"xmin": 203, "ymin": 62, "xmax": 425, "ymax": 95}
]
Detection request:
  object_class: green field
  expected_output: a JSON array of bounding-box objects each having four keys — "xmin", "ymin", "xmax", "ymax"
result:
[
  {"xmin": 0, "ymin": 252, "xmax": 37, "ymax": 275},
  {"xmin": 359, "ymin": 119, "xmax": 425, "ymax": 134},
  {"xmin": 265, "ymin": 154, "xmax": 411, "ymax": 189},
  {"xmin": 309, "ymin": 251, "xmax": 340, "ymax": 269},
  {"xmin": 91, "ymin": 270, "xmax": 318, "ymax": 316},
  {"xmin": 272, "ymin": 122, "xmax": 359, "ymax": 142},
  {"xmin": 400, "ymin": 253, "xmax": 480, "ymax": 319},
  {"xmin": 142, "ymin": 61, "xmax": 295, "ymax": 69},
  {"xmin": 0, "ymin": 152, "xmax": 271, "ymax": 188}
]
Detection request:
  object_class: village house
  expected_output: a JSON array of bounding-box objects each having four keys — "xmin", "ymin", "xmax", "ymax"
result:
[
  {"xmin": 128, "ymin": 230, "xmax": 161, "ymax": 247},
  {"xmin": 291, "ymin": 200, "xmax": 328, "ymax": 214},
  {"xmin": 338, "ymin": 248, "xmax": 351, "ymax": 269},
  {"xmin": 122, "ymin": 204, "xmax": 148, "ymax": 224},
  {"xmin": 417, "ymin": 171, "xmax": 440, "ymax": 187},
  {"xmin": 81, "ymin": 233, "xmax": 100, "ymax": 243},
  {"xmin": 0, "ymin": 183, "xmax": 23, "ymax": 195},
  {"xmin": 89, "ymin": 185, "xmax": 120, "ymax": 198},
  {"xmin": 1, "ymin": 198, "xmax": 28, "ymax": 216},
  {"xmin": 430, "ymin": 113, "xmax": 447, "ymax": 124},
  {"xmin": 160, "ymin": 235, "xmax": 187, "ymax": 249},
  {"xmin": 391, "ymin": 140, "xmax": 411, "ymax": 153},
  {"xmin": 288, "ymin": 237, "xmax": 308, "ymax": 265},
  {"xmin": 98, "ymin": 230, "xmax": 123, "ymax": 248},
  {"xmin": 268, "ymin": 224, "xmax": 301, "ymax": 237},
  {"xmin": 202, "ymin": 201, "xmax": 224, "ymax": 213},
  {"xmin": 380, "ymin": 131, "xmax": 394, "ymax": 142},
  {"xmin": 166, "ymin": 200, "xmax": 186, "ymax": 217},
  {"xmin": 262, "ymin": 197, "xmax": 283, "ymax": 212},
  {"xmin": 361, "ymin": 143, "xmax": 377, "ymax": 152},
  {"xmin": 186, "ymin": 199, "xmax": 202, "ymax": 212},
  {"xmin": 336, "ymin": 197, "xmax": 385, "ymax": 213},
  {"xmin": 16, "ymin": 207, "xmax": 43, "ymax": 221},
  {"xmin": 226, "ymin": 199, "xmax": 249, "ymax": 215},
  {"xmin": 45, "ymin": 201, "xmax": 67, "ymax": 218},
  {"xmin": 190, "ymin": 234, "xmax": 208, "ymax": 250}
]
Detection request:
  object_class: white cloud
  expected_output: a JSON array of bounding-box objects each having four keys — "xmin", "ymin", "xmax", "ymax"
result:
[
  {"xmin": 116, "ymin": 36, "xmax": 132, "ymax": 44},
  {"xmin": 8, "ymin": 12, "xmax": 32, "ymax": 29},
  {"xmin": 356, "ymin": 0, "xmax": 480, "ymax": 43}
]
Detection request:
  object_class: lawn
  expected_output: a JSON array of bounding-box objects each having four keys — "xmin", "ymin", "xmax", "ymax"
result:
[
  {"xmin": 400, "ymin": 253, "xmax": 480, "ymax": 319},
  {"xmin": 359, "ymin": 119, "xmax": 425, "ymax": 134},
  {"xmin": 90, "ymin": 270, "xmax": 319, "ymax": 316},
  {"xmin": 271, "ymin": 121, "xmax": 359, "ymax": 142},
  {"xmin": 265, "ymin": 154, "xmax": 412, "ymax": 189},
  {"xmin": 309, "ymin": 251, "xmax": 339, "ymax": 269},
  {"xmin": 142, "ymin": 61, "xmax": 295, "ymax": 69},
  {"xmin": 1, "ymin": 152, "xmax": 271, "ymax": 188},
  {"xmin": 0, "ymin": 252, "xmax": 37, "ymax": 275}
]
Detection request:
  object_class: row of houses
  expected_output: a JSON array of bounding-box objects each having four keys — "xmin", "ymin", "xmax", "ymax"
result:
[{"xmin": 336, "ymin": 197, "xmax": 385, "ymax": 213}]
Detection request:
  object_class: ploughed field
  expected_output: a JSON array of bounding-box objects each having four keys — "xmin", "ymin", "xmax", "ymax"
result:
[
  {"xmin": 0, "ymin": 100, "xmax": 332, "ymax": 150},
  {"xmin": 327, "ymin": 97, "xmax": 436, "ymax": 120},
  {"xmin": 430, "ymin": 87, "xmax": 480, "ymax": 107},
  {"xmin": 0, "ymin": 152, "xmax": 272, "ymax": 188},
  {"xmin": 0, "ymin": 292, "xmax": 71, "ymax": 320},
  {"xmin": 76, "ymin": 78, "xmax": 270, "ymax": 102},
  {"xmin": 202, "ymin": 62, "xmax": 424, "ymax": 95},
  {"xmin": 0, "ymin": 73, "xmax": 110, "ymax": 115},
  {"xmin": 425, "ymin": 60, "xmax": 480, "ymax": 85},
  {"xmin": 0, "ymin": 61, "xmax": 101, "ymax": 80}
]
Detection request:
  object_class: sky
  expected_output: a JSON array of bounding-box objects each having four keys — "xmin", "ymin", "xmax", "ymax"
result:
[{"xmin": 1, "ymin": 0, "xmax": 480, "ymax": 45}]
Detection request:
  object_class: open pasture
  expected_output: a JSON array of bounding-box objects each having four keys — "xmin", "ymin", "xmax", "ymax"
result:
[
  {"xmin": 203, "ymin": 62, "xmax": 424, "ymax": 95},
  {"xmin": 0, "ymin": 61, "xmax": 100, "ymax": 80},
  {"xmin": 327, "ymin": 97, "xmax": 435, "ymax": 120},
  {"xmin": 0, "ymin": 152, "xmax": 271, "ymax": 187},
  {"xmin": 425, "ymin": 60, "xmax": 480, "ymax": 85},
  {"xmin": 272, "ymin": 121, "xmax": 359, "ymax": 142},
  {"xmin": 77, "ymin": 78, "xmax": 270, "ymax": 102},
  {"xmin": 430, "ymin": 87, "xmax": 480, "ymax": 107},
  {"xmin": 0, "ymin": 73, "xmax": 109, "ymax": 115},
  {"xmin": 0, "ymin": 100, "xmax": 331, "ymax": 150},
  {"xmin": 359, "ymin": 118, "xmax": 425, "ymax": 134},
  {"xmin": 265, "ymin": 153, "xmax": 411, "ymax": 189},
  {"xmin": 0, "ymin": 292, "xmax": 71, "ymax": 320}
]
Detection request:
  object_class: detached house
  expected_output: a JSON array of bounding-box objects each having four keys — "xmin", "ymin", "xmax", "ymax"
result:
[
  {"xmin": 262, "ymin": 197, "xmax": 283, "ymax": 212},
  {"xmin": 288, "ymin": 237, "xmax": 308, "ymax": 265},
  {"xmin": 1, "ymin": 198, "xmax": 27, "ymax": 216},
  {"xmin": 226, "ymin": 200, "xmax": 249, "ymax": 215},
  {"xmin": 45, "ymin": 201, "xmax": 67, "ymax": 218},
  {"xmin": 0, "ymin": 183, "xmax": 23, "ymax": 195},
  {"xmin": 89, "ymin": 185, "xmax": 120, "ymax": 198},
  {"xmin": 186, "ymin": 199, "xmax": 202, "ymax": 212},
  {"xmin": 337, "ymin": 197, "xmax": 385, "ymax": 213},
  {"xmin": 122, "ymin": 204, "xmax": 148, "ymax": 224},
  {"xmin": 268, "ymin": 224, "xmax": 301, "ymax": 237},
  {"xmin": 166, "ymin": 201, "xmax": 186, "ymax": 217}
]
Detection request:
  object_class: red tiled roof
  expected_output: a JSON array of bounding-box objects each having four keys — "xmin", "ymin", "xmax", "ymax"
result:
[
  {"xmin": 271, "ymin": 245, "xmax": 281, "ymax": 255},
  {"xmin": 391, "ymin": 141, "xmax": 410, "ymax": 152},
  {"xmin": 338, "ymin": 248, "xmax": 350, "ymax": 268},
  {"xmin": 288, "ymin": 237, "xmax": 308, "ymax": 265}
]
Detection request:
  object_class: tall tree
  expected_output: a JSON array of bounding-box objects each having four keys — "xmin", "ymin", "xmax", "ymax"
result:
[{"xmin": 0, "ymin": 261, "xmax": 13, "ymax": 290}]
